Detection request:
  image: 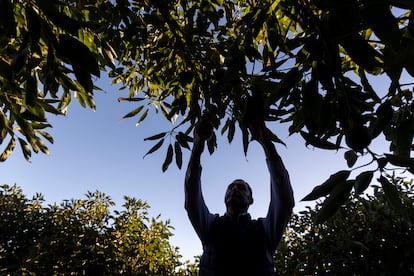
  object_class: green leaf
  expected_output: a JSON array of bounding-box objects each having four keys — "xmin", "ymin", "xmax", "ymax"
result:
[
  {"xmin": 315, "ymin": 180, "xmax": 354, "ymax": 224},
  {"xmin": 37, "ymin": 131, "xmax": 54, "ymax": 144},
  {"xmin": 354, "ymin": 171, "xmax": 374, "ymax": 195},
  {"xmin": 162, "ymin": 144, "xmax": 174, "ymax": 172},
  {"xmin": 174, "ymin": 141, "xmax": 182, "ymax": 169},
  {"xmin": 18, "ymin": 138, "xmax": 31, "ymax": 161},
  {"xmin": 302, "ymin": 170, "xmax": 350, "ymax": 201},
  {"xmin": 58, "ymin": 34, "xmax": 100, "ymax": 77},
  {"xmin": 0, "ymin": 138, "xmax": 16, "ymax": 162},
  {"xmin": 122, "ymin": 106, "xmax": 144, "ymax": 119},
  {"xmin": 23, "ymin": 104, "xmax": 46, "ymax": 122},
  {"xmin": 378, "ymin": 176, "xmax": 404, "ymax": 210},
  {"xmin": 344, "ymin": 150, "xmax": 358, "ymax": 167},
  {"xmin": 144, "ymin": 139, "xmax": 164, "ymax": 158},
  {"xmin": 136, "ymin": 109, "xmax": 149, "ymax": 126}
]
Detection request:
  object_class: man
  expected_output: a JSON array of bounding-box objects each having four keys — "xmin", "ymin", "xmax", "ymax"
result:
[{"xmin": 185, "ymin": 117, "xmax": 294, "ymax": 275}]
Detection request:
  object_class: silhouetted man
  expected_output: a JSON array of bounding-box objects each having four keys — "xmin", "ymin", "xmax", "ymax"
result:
[{"xmin": 185, "ymin": 118, "xmax": 294, "ymax": 275}]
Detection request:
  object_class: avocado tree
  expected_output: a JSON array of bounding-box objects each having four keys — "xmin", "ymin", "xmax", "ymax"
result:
[
  {"xmin": 274, "ymin": 175, "xmax": 414, "ymax": 274},
  {"xmin": 0, "ymin": 184, "xmax": 198, "ymax": 275},
  {"xmin": 1, "ymin": 0, "xmax": 414, "ymax": 221}
]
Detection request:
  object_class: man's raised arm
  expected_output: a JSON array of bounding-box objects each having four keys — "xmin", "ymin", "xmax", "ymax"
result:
[
  {"xmin": 184, "ymin": 118, "xmax": 215, "ymax": 240},
  {"xmin": 251, "ymin": 123, "xmax": 295, "ymax": 249}
]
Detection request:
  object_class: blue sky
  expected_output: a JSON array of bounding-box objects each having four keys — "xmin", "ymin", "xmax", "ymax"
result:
[{"xmin": 1, "ymin": 76, "xmax": 386, "ymax": 261}]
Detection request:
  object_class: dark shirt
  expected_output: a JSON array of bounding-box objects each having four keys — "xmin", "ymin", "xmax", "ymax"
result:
[{"xmin": 185, "ymin": 159, "xmax": 294, "ymax": 275}]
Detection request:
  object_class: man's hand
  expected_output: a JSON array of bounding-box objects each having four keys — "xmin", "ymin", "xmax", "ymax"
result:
[
  {"xmin": 248, "ymin": 120, "xmax": 269, "ymax": 144},
  {"xmin": 194, "ymin": 113, "xmax": 214, "ymax": 142}
]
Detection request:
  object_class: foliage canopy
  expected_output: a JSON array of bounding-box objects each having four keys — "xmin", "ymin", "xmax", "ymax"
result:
[{"xmin": 1, "ymin": 0, "xmax": 414, "ymax": 220}]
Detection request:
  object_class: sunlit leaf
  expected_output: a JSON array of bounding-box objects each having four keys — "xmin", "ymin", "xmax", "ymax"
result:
[
  {"xmin": 18, "ymin": 138, "xmax": 31, "ymax": 161},
  {"xmin": 136, "ymin": 109, "xmax": 149, "ymax": 126},
  {"xmin": 0, "ymin": 138, "xmax": 16, "ymax": 162}
]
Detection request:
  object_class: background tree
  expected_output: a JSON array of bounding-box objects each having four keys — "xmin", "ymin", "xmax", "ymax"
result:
[
  {"xmin": 1, "ymin": 0, "xmax": 414, "ymax": 220},
  {"xmin": 274, "ymin": 175, "xmax": 414, "ymax": 274},
  {"xmin": 0, "ymin": 184, "xmax": 197, "ymax": 275}
]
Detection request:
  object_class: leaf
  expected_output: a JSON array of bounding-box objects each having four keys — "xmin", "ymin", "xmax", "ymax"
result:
[
  {"xmin": 395, "ymin": 117, "xmax": 414, "ymax": 158},
  {"xmin": 0, "ymin": 138, "xmax": 16, "ymax": 162},
  {"xmin": 354, "ymin": 171, "xmax": 374, "ymax": 195},
  {"xmin": 390, "ymin": 0, "xmax": 414, "ymax": 9},
  {"xmin": 0, "ymin": 0, "xmax": 16, "ymax": 36},
  {"xmin": 58, "ymin": 34, "xmax": 100, "ymax": 77},
  {"xmin": 73, "ymin": 65, "xmax": 93, "ymax": 93},
  {"xmin": 369, "ymin": 100, "xmax": 393, "ymax": 138},
  {"xmin": 302, "ymin": 170, "xmax": 350, "ymax": 201},
  {"xmin": 176, "ymin": 132, "xmax": 191, "ymax": 150},
  {"xmin": 46, "ymin": 11, "xmax": 81, "ymax": 34},
  {"xmin": 360, "ymin": 0, "xmax": 400, "ymax": 49},
  {"xmin": 136, "ymin": 109, "xmax": 149, "ymax": 126},
  {"xmin": 37, "ymin": 131, "xmax": 54, "ymax": 144},
  {"xmin": 314, "ymin": 180, "xmax": 354, "ymax": 224},
  {"xmin": 300, "ymin": 131, "xmax": 340, "ymax": 150},
  {"xmin": 117, "ymin": 97, "xmax": 145, "ymax": 102},
  {"xmin": 18, "ymin": 138, "xmax": 31, "ymax": 161},
  {"xmin": 341, "ymin": 33, "xmax": 381, "ymax": 72},
  {"xmin": 385, "ymin": 154, "xmax": 414, "ymax": 169},
  {"xmin": 344, "ymin": 150, "xmax": 358, "ymax": 167},
  {"xmin": 269, "ymin": 131, "xmax": 286, "ymax": 146},
  {"xmin": 144, "ymin": 139, "xmax": 164, "ymax": 158},
  {"xmin": 162, "ymin": 144, "xmax": 174, "ymax": 172},
  {"xmin": 144, "ymin": 132, "xmax": 166, "ymax": 141},
  {"xmin": 207, "ymin": 133, "xmax": 217, "ymax": 155},
  {"xmin": 378, "ymin": 176, "xmax": 404, "ymax": 211},
  {"xmin": 122, "ymin": 106, "xmax": 144, "ymax": 119},
  {"xmin": 174, "ymin": 141, "xmax": 182, "ymax": 169},
  {"xmin": 227, "ymin": 119, "xmax": 236, "ymax": 143},
  {"xmin": 0, "ymin": 59, "xmax": 12, "ymax": 80},
  {"xmin": 23, "ymin": 104, "xmax": 46, "ymax": 122},
  {"xmin": 241, "ymin": 126, "xmax": 249, "ymax": 156}
]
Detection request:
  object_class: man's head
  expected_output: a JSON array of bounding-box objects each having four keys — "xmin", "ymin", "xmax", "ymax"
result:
[{"xmin": 224, "ymin": 179, "xmax": 253, "ymax": 215}]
